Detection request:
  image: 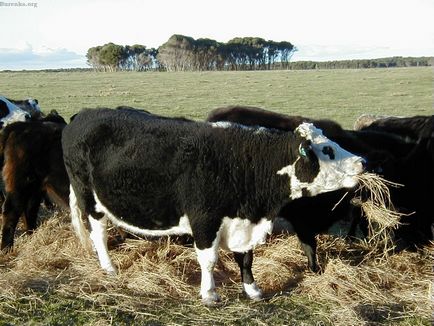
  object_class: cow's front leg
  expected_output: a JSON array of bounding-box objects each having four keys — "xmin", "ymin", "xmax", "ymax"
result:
[
  {"xmin": 195, "ymin": 237, "xmax": 220, "ymax": 306},
  {"xmin": 234, "ymin": 250, "xmax": 263, "ymax": 300}
]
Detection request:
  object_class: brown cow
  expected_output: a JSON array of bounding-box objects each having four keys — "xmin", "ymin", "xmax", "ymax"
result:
[{"xmin": 0, "ymin": 111, "xmax": 69, "ymax": 250}]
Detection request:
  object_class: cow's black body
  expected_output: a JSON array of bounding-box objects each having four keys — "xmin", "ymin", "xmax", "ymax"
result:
[
  {"xmin": 357, "ymin": 115, "xmax": 434, "ymax": 142},
  {"xmin": 380, "ymin": 116, "xmax": 434, "ymax": 247},
  {"xmin": 63, "ymin": 109, "xmax": 305, "ymax": 245}
]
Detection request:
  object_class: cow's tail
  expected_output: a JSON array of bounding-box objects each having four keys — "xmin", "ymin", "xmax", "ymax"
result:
[{"xmin": 69, "ymin": 185, "xmax": 93, "ymax": 252}]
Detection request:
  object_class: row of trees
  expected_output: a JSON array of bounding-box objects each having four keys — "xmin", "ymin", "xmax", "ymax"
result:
[
  {"xmin": 86, "ymin": 34, "xmax": 296, "ymax": 72},
  {"xmin": 157, "ymin": 35, "xmax": 296, "ymax": 71},
  {"xmin": 287, "ymin": 57, "xmax": 433, "ymax": 70},
  {"xmin": 86, "ymin": 37, "xmax": 432, "ymax": 72},
  {"xmin": 86, "ymin": 44, "xmax": 158, "ymax": 72}
]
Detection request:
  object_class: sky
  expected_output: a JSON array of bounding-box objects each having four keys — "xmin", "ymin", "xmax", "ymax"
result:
[{"xmin": 0, "ymin": 0, "xmax": 433, "ymax": 70}]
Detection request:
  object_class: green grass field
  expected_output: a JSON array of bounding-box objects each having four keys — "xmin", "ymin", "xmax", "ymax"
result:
[
  {"xmin": 1, "ymin": 67, "xmax": 432, "ymax": 127},
  {"xmin": 0, "ymin": 67, "xmax": 433, "ymax": 326}
]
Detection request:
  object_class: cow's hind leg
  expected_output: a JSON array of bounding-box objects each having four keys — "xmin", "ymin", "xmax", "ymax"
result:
[
  {"xmin": 69, "ymin": 185, "xmax": 92, "ymax": 251},
  {"xmin": 194, "ymin": 236, "xmax": 221, "ymax": 306},
  {"xmin": 1, "ymin": 193, "xmax": 25, "ymax": 251},
  {"xmin": 88, "ymin": 214, "xmax": 117, "ymax": 275},
  {"xmin": 234, "ymin": 250, "xmax": 263, "ymax": 300},
  {"xmin": 24, "ymin": 192, "xmax": 42, "ymax": 232},
  {"xmin": 69, "ymin": 186, "xmax": 116, "ymax": 275}
]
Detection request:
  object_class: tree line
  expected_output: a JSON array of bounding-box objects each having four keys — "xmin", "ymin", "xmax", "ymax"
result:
[
  {"xmin": 86, "ymin": 44, "xmax": 158, "ymax": 72},
  {"xmin": 86, "ymin": 35, "xmax": 432, "ymax": 72},
  {"xmin": 86, "ymin": 34, "xmax": 296, "ymax": 72},
  {"xmin": 287, "ymin": 56, "xmax": 433, "ymax": 70}
]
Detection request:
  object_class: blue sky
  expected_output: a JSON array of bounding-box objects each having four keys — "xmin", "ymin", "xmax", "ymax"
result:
[{"xmin": 0, "ymin": 0, "xmax": 433, "ymax": 70}]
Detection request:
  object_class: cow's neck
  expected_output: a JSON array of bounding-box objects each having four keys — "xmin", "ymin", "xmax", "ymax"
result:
[{"xmin": 212, "ymin": 129, "xmax": 297, "ymax": 218}]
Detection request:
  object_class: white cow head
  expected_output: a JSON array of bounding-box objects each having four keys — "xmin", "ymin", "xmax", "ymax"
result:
[
  {"xmin": 278, "ymin": 123, "xmax": 365, "ymax": 199},
  {"xmin": 0, "ymin": 96, "xmax": 30, "ymax": 128},
  {"xmin": 26, "ymin": 98, "xmax": 41, "ymax": 114}
]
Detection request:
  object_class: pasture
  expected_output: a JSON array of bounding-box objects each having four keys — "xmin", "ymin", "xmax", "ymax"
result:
[{"xmin": 0, "ymin": 67, "xmax": 433, "ymax": 325}]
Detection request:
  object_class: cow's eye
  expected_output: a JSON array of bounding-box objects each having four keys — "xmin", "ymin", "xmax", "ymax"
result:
[{"xmin": 322, "ymin": 146, "xmax": 335, "ymax": 159}]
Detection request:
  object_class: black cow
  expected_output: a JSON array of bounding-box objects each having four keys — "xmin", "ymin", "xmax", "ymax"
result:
[
  {"xmin": 62, "ymin": 108, "xmax": 365, "ymax": 304},
  {"xmin": 354, "ymin": 114, "xmax": 434, "ymax": 142},
  {"xmin": 353, "ymin": 114, "xmax": 434, "ymax": 246},
  {"xmin": 379, "ymin": 116, "xmax": 434, "ymax": 247},
  {"xmin": 206, "ymin": 105, "xmax": 420, "ymax": 272},
  {"xmin": 0, "ymin": 112, "xmax": 69, "ymax": 250},
  {"xmin": 208, "ymin": 106, "xmax": 415, "ymax": 166},
  {"xmin": 207, "ymin": 106, "xmax": 344, "ymax": 136}
]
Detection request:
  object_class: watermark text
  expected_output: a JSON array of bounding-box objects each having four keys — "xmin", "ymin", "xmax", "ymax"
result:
[{"xmin": 0, "ymin": 1, "xmax": 38, "ymax": 8}]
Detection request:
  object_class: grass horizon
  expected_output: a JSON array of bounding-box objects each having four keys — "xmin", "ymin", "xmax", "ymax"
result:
[{"xmin": 0, "ymin": 67, "xmax": 431, "ymax": 128}]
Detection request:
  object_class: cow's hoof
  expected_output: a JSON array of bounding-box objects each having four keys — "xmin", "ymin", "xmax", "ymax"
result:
[
  {"xmin": 201, "ymin": 292, "xmax": 221, "ymax": 307},
  {"xmin": 103, "ymin": 265, "xmax": 118, "ymax": 276},
  {"xmin": 243, "ymin": 282, "xmax": 263, "ymax": 301},
  {"xmin": 309, "ymin": 264, "xmax": 321, "ymax": 274}
]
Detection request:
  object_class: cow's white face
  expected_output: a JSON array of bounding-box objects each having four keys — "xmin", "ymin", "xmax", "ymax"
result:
[
  {"xmin": 278, "ymin": 123, "xmax": 365, "ymax": 199},
  {"xmin": 27, "ymin": 98, "xmax": 41, "ymax": 112},
  {"xmin": 0, "ymin": 96, "xmax": 30, "ymax": 127}
]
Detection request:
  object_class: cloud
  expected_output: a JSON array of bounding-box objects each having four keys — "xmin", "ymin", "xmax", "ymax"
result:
[{"xmin": 0, "ymin": 45, "xmax": 87, "ymax": 70}]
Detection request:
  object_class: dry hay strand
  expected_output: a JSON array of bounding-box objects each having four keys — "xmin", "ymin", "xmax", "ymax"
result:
[
  {"xmin": 250, "ymin": 235, "xmax": 307, "ymax": 293},
  {"xmin": 1, "ymin": 206, "xmax": 432, "ymax": 325},
  {"xmin": 298, "ymin": 239, "xmax": 434, "ymax": 326},
  {"xmin": 353, "ymin": 173, "xmax": 405, "ymax": 253}
]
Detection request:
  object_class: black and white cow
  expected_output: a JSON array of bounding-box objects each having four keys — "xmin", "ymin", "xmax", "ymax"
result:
[
  {"xmin": 0, "ymin": 96, "xmax": 30, "ymax": 128},
  {"xmin": 206, "ymin": 105, "xmax": 421, "ymax": 271},
  {"xmin": 7, "ymin": 97, "xmax": 42, "ymax": 119},
  {"xmin": 62, "ymin": 108, "xmax": 365, "ymax": 305}
]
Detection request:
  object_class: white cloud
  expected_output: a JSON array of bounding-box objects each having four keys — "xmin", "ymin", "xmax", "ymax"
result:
[{"xmin": 0, "ymin": 45, "xmax": 87, "ymax": 70}]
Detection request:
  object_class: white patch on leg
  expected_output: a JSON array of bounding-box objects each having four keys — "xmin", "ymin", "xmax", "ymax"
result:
[
  {"xmin": 69, "ymin": 186, "xmax": 92, "ymax": 250},
  {"xmin": 195, "ymin": 236, "xmax": 221, "ymax": 305},
  {"xmin": 88, "ymin": 215, "xmax": 117, "ymax": 275},
  {"xmin": 243, "ymin": 282, "xmax": 263, "ymax": 300}
]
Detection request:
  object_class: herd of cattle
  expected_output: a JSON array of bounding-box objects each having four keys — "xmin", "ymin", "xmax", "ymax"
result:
[{"xmin": 0, "ymin": 95, "xmax": 432, "ymax": 305}]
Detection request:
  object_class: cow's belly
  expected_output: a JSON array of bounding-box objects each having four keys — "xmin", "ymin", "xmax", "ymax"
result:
[
  {"xmin": 219, "ymin": 217, "xmax": 273, "ymax": 252},
  {"xmin": 93, "ymin": 191, "xmax": 192, "ymax": 236},
  {"xmin": 93, "ymin": 190, "xmax": 272, "ymax": 251}
]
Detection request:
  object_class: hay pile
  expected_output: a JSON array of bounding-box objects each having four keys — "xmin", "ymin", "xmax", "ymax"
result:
[
  {"xmin": 0, "ymin": 173, "xmax": 432, "ymax": 325},
  {"xmin": 352, "ymin": 173, "xmax": 405, "ymax": 256}
]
